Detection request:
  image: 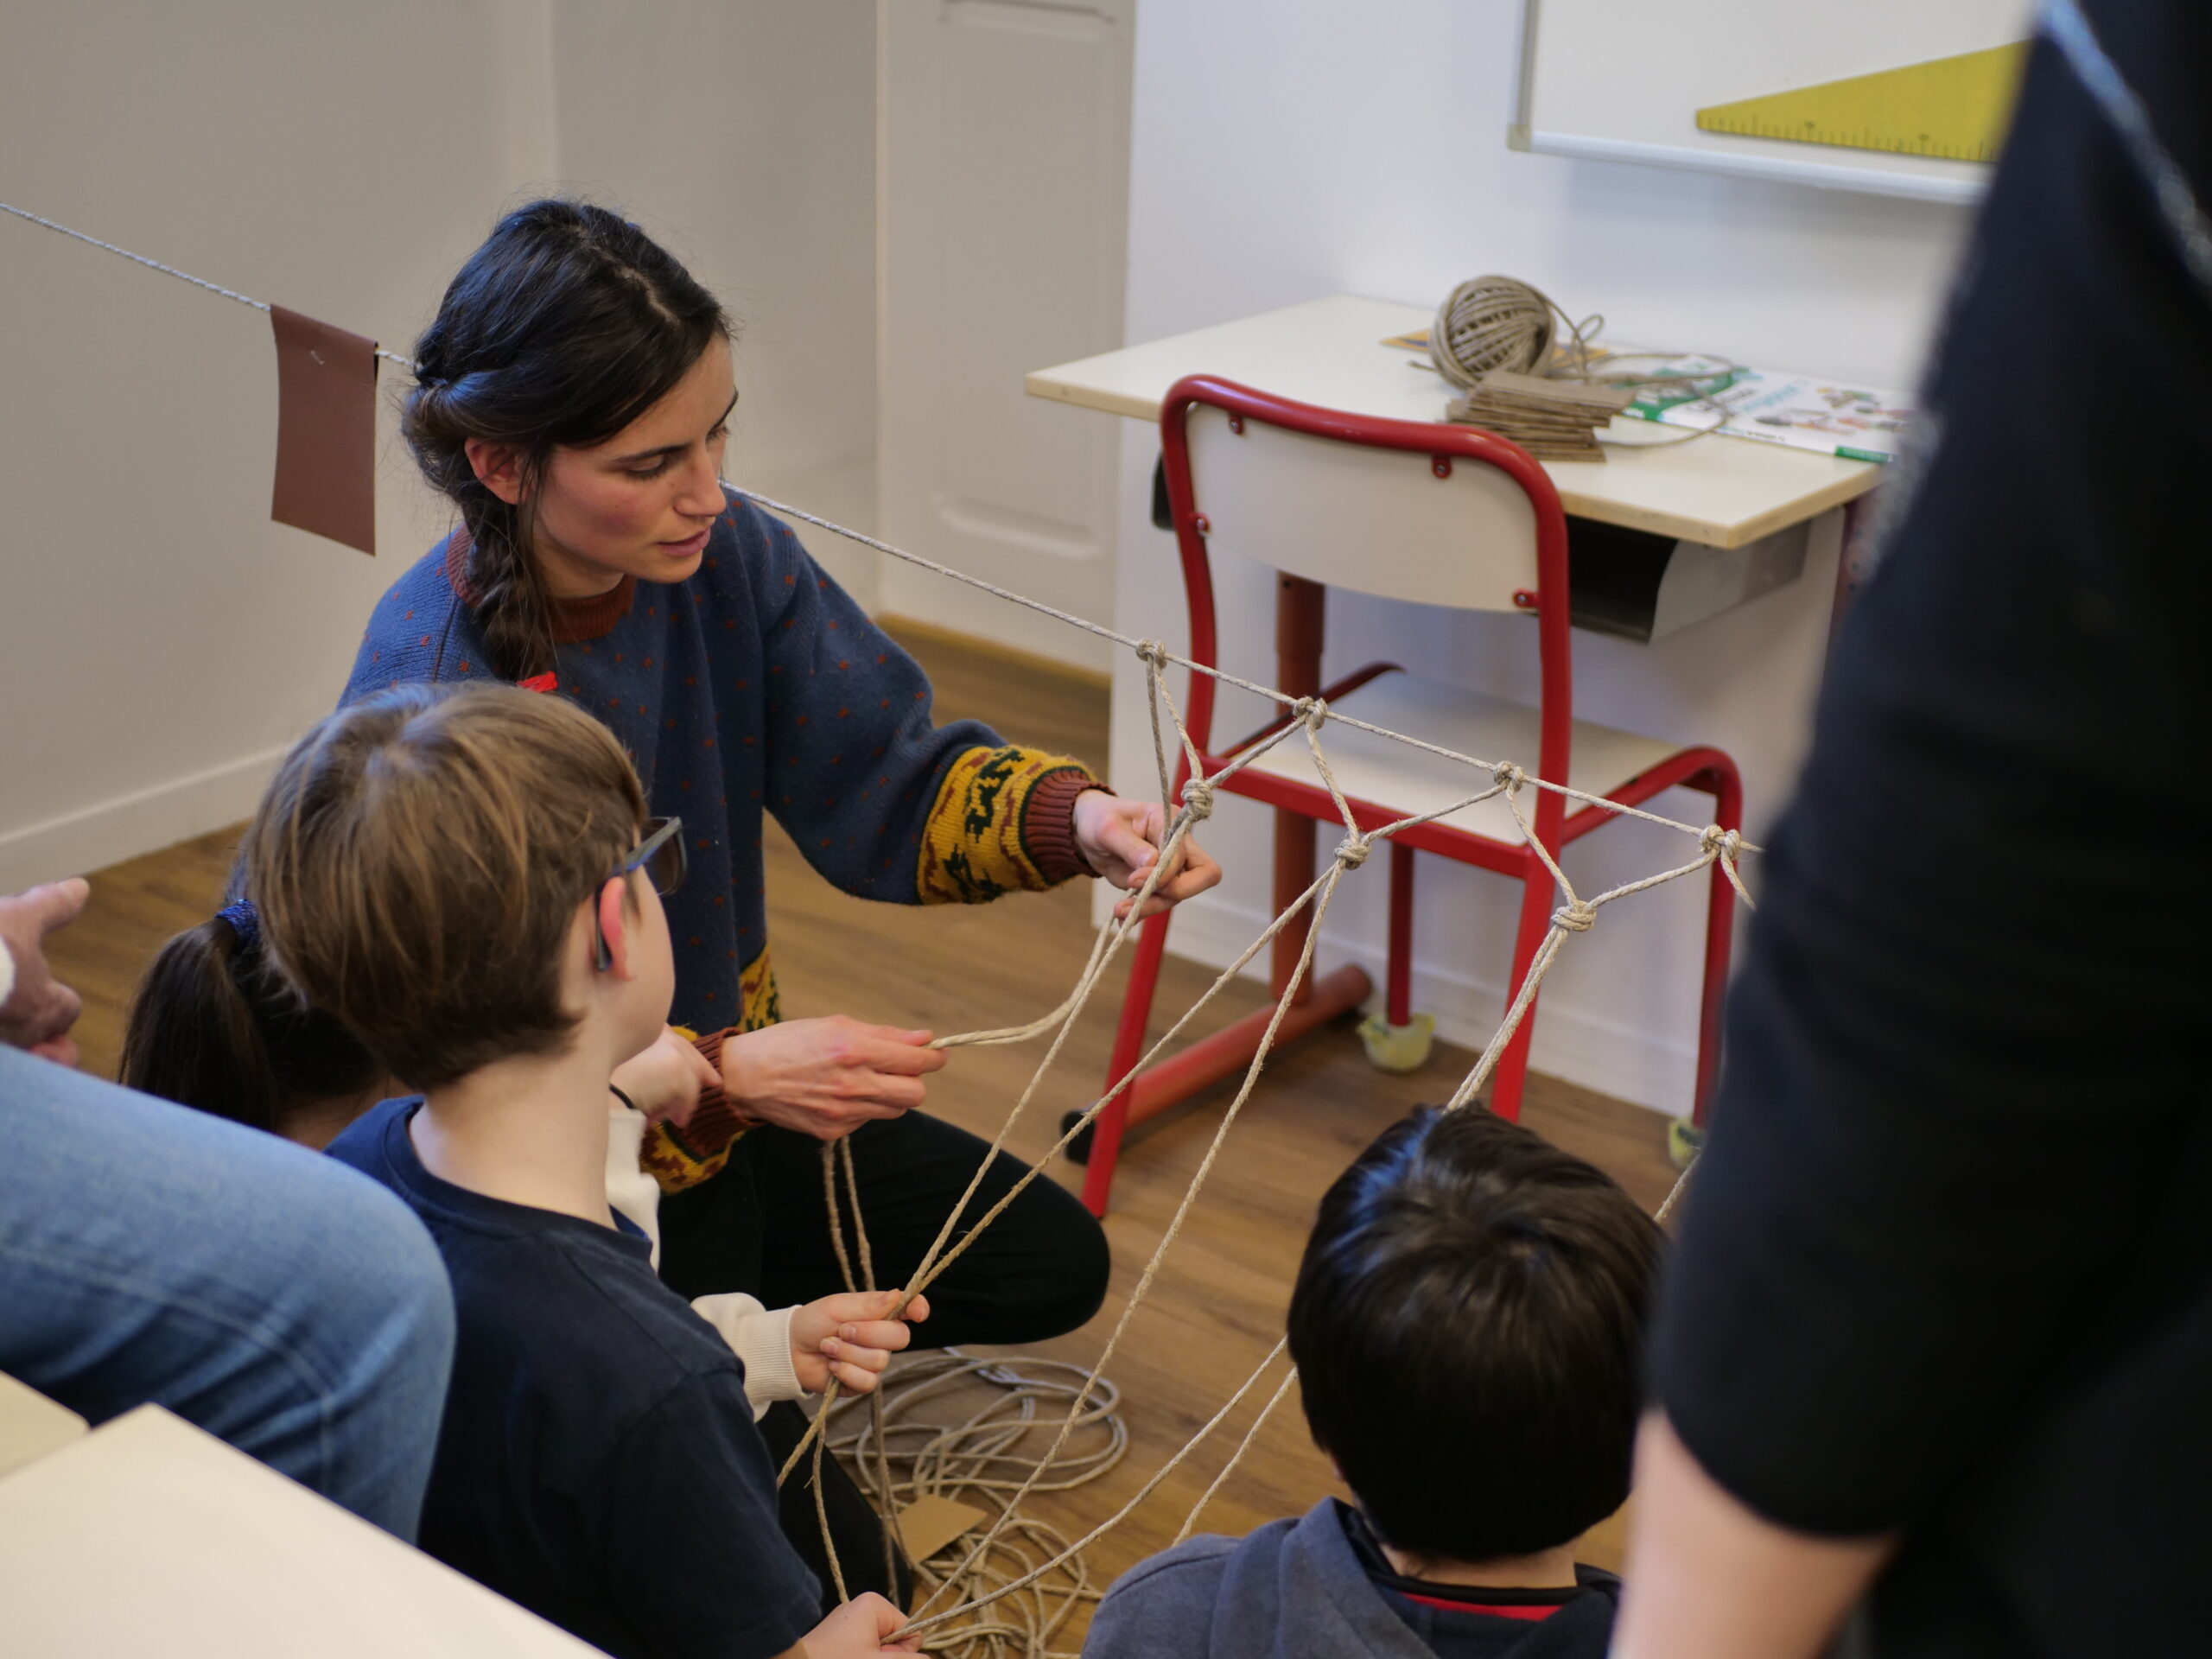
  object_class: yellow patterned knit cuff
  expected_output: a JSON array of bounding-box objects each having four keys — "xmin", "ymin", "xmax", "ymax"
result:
[
  {"xmin": 639, "ymin": 956, "xmax": 785, "ymax": 1192},
  {"xmin": 917, "ymin": 747, "xmax": 1101, "ymax": 905}
]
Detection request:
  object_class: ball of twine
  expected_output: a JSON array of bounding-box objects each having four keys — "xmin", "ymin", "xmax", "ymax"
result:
[{"xmin": 1427, "ymin": 276, "xmax": 1560, "ymax": 388}]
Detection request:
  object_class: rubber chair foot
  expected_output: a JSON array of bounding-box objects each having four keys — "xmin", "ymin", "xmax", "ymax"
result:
[
  {"xmin": 1668, "ymin": 1116, "xmax": 1705, "ymax": 1171},
  {"xmin": 1358, "ymin": 1012, "xmax": 1435, "ymax": 1074},
  {"xmin": 1061, "ymin": 1109, "xmax": 1096, "ymax": 1166}
]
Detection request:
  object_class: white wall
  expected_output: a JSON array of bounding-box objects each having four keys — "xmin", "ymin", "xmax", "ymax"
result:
[
  {"xmin": 1103, "ymin": 0, "xmax": 1976, "ymax": 1114},
  {"xmin": 552, "ymin": 0, "xmax": 880, "ymax": 603},
  {"xmin": 0, "ymin": 1, "xmax": 876, "ymax": 890},
  {"xmin": 875, "ymin": 0, "xmax": 1134, "ymax": 671},
  {"xmin": 0, "ymin": 2, "xmax": 520, "ymax": 891}
]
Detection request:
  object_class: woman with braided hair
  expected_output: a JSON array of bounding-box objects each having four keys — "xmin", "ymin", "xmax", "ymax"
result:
[{"xmin": 345, "ymin": 200, "xmax": 1214, "ymax": 1380}]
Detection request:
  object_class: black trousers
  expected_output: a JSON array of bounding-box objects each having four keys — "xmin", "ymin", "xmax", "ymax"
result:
[{"xmin": 659, "ymin": 1110, "xmax": 1110, "ymax": 1609}]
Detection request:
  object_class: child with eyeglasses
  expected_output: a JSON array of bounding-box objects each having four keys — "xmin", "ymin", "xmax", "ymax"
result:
[{"xmin": 126, "ymin": 679, "xmax": 920, "ymax": 1659}]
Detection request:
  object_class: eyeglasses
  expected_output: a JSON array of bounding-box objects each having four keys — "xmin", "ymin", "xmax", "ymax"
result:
[
  {"xmin": 620, "ymin": 816, "xmax": 687, "ymax": 897},
  {"xmin": 594, "ymin": 817, "xmax": 687, "ymax": 970}
]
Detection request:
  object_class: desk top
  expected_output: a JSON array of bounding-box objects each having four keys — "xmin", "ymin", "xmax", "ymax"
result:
[
  {"xmin": 0, "ymin": 1406, "xmax": 600, "ymax": 1656},
  {"xmin": 1027, "ymin": 296, "xmax": 1880, "ymax": 550}
]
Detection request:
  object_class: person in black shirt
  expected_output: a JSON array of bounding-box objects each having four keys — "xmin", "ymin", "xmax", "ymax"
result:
[
  {"xmin": 1618, "ymin": 4, "xmax": 2212, "ymax": 1656},
  {"xmin": 1085, "ymin": 1107, "xmax": 1656, "ymax": 1659},
  {"xmin": 247, "ymin": 679, "xmax": 918, "ymax": 1659}
]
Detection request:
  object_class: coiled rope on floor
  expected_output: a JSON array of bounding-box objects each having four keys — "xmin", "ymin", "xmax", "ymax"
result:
[{"xmin": 823, "ymin": 1352, "xmax": 1128, "ymax": 1659}]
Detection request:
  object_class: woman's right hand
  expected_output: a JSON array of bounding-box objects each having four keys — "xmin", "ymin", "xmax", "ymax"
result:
[{"xmin": 718, "ymin": 1016, "xmax": 947, "ymax": 1141}]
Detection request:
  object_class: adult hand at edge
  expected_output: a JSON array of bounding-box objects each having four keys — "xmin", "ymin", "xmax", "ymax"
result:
[
  {"xmin": 0, "ymin": 878, "xmax": 90, "ymax": 1064},
  {"xmin": 1072, "ymin": 791, "xmax": 1222, "ymax": 922},
  {"xmin": 717, "ymin": 1015, "xmax": 946, "ymax": 1141}
]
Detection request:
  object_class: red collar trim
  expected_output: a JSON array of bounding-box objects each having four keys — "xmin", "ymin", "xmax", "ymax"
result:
[
  {"xmin": 441, "ymin": 525, "xmax": 636, "ymax": 644},
  {"xmin": 1395, "ymin": 1592, "xmax": 1560, "ymax": 1622}
]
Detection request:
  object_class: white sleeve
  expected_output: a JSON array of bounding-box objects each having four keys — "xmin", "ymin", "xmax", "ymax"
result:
[
  {"xmin": 603, "ymin": 1101, "xmax": 664, "ymax": 1268},
  {"xmin": 604, "ymin": 1097, "xmax": 808, "ymax": 1417},
  {"xmin": 689, "ymin": 1295, "xmax": 805, "ymax": 1419}
]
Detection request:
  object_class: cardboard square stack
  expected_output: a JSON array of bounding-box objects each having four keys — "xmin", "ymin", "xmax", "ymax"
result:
[{"xmin": 1445, "ymin": 369, "xmax": 1633, "ymax": 461}]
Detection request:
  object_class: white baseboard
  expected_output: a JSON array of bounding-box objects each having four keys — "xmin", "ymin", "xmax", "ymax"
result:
[
  {"xmin": 1141, "ymin": 893, "xmax": 1692, "ymax": 1119},
  {"xmin": 0, "ymin": 745, "xmax": 290, "ymax": 893}
]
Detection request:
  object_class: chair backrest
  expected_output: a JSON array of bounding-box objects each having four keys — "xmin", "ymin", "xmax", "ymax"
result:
[
  {"xmin": 1160, "ymin": 375, "xmax": 1574, "ymax": 810},
  {"xmin": 1181, "ymin": 403, "xmax": 1541, "ymax": 611}
]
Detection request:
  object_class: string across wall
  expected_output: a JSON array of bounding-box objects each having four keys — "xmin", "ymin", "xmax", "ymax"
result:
[{"xmin": 3, "ymin": 197, "xmax": 1732, "ymax": 1656}]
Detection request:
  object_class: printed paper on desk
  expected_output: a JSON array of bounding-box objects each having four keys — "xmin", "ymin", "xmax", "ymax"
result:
[{"xmin": 1619, "ymin": 355, "xmax": 1915, "ymax": 463}]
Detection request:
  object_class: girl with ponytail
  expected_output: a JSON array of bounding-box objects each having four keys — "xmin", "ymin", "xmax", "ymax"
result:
[
  {"xmin": 345, "ymin": 200, "xmax": 1220, "ymax": 1370},
  {"xmin": 120, "ymin": 900, "xmax": 384, "ymax": 1148}
]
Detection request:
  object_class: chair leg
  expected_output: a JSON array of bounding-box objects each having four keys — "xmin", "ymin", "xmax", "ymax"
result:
[
  {"xmin": 1357, "ymin": 841, "xmax": 1435, "ymax": 1074},
  {"xmin": 1387, "ymin": 841, "xmax": 1414, "ymax": 1027},
  {"xmin": 1079, "ymin": 906, "xmax": 1173, "ymax": 1217},
  {"xmin": 1691, "ymin": 762, "xmax": 1746, "ymax": 1129},
  {"xmin": 1488, "ymin": 865, "xmax": 1557, "ymax": 1122}
]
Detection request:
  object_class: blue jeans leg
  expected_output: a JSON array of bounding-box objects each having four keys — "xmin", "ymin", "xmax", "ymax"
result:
[{"xmin": 0, "ymin": 1046, "xmax": 454, "ymax": 1539}]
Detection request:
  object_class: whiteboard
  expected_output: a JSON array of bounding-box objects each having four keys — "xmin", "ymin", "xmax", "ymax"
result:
[{"xmin": 1511, "ymin": 0, "xmax": 2034, "ymax": 205}]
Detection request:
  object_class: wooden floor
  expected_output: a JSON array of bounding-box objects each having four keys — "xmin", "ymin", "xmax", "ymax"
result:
[{"xmin": 45, "ymin": 619, "xmax": 1678, "ymax": 1635}]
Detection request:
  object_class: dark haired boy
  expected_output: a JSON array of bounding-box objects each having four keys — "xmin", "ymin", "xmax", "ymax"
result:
[{"xmin": 1086, "ymin": 1107, "xmax": 1661, "ymax": 1659}]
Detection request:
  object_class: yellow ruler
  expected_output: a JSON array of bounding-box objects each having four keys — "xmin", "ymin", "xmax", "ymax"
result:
[{"xmin": 1694, "ymin": 42, "xmax": 2030, "ymax": 162}]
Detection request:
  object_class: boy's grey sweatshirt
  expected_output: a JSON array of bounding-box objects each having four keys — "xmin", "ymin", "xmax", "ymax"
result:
[{"xmin": 1083, "ymin": 1500, "xmax": 1617, "ymax": 1659}]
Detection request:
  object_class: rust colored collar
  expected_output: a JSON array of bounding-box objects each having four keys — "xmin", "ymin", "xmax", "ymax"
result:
[{"xmin": 442, "ymin": 525, "xmax": 637, "ymax": 644}]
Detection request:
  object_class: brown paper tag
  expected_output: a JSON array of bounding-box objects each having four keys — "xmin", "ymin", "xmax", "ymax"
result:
[
  {"xmin": 270, "ymin": 305, "xmax": 378, "ymax": 554},
  {"xmin": 897, "ymin": 1493, "xmax": 988, "ymax": 1560}
]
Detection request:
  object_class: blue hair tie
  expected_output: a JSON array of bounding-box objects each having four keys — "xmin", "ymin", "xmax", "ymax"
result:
[{"xmin": 218, "ymin": 899, "xmax": 262, "ymax": 951}]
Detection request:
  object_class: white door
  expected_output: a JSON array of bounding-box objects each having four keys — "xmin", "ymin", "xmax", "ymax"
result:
[{"xmin": 877, "ymin": 0, "xmax": 1135, "ymax": 671}]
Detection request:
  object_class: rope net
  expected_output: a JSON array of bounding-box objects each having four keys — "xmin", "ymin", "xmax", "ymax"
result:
[{"xmin": 748, "ymin": 490, "xmax": 1741, "ymax": 1655}]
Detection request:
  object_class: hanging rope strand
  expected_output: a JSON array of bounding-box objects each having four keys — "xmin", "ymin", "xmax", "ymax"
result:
[
  {"xmin": 2, "ymin": 199, "xmax": 419, "ymax": 372},
  {"xmin": 1173, "ymin": 1363, "xmax": 1301, "ymax": 1548}
]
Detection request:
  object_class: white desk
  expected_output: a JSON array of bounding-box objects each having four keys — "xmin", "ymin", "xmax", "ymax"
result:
[
  {"xmin": 0, "ymin": 1405, "xmax": 601, "ymax": 1657},
  {"xmin": 1027, "ymin": 295, "xmax": 1878, "ymax": 550}
]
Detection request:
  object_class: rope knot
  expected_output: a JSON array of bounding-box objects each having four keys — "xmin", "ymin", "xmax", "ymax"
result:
[
  {"xmin": 1290, "ymin": 696, "xmax": 1329, "ymax": 732},
  {"xmin": 1700, "ymin": 824, "xmax": 1741, "ymax": 860},
  {"xmin": 1492, "ymin": 760, "xmax": 1525, "ymax": 792},
  {"xmin": 1135, "ymin": 639, "xmax": 1170, "ymax": 670},
  {"xmin": 1552, "ymin": 899, "xmax": 1595, "ymax": 933},
  {"xmin": 1179, "ymin": 778, "xmax": 1216, "ymax": 821},
  {"xmin": 1334, "ymin": 834, "xmax": 1371, "ymax": 870}
]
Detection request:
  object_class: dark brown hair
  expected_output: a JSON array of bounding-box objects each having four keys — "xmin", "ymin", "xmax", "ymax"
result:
[
  {"xmin": 119, "ymin": 908, "xmax": 381, "ymax": 1137},
  {"xmin": 1287, "ymin": 1107, "xmax": 1663, "ymax": 1562},
  {"xmin": 243, "ymin": 681, "xmax": 647, "ymax": 1090},
  {"xmin": 403, "ymin": 200, "xmax": 729, "ymax": 681}
]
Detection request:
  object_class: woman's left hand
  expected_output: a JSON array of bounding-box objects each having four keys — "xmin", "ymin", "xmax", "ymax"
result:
[{"xmin": 1071, "ymin": 791, "xmax": 1222, "ymax": 921}]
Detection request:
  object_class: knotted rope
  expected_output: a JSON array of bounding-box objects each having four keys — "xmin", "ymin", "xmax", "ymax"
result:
[{"xmin": 768, "ymin": 627, "xmax": 1743, "ymax": 1652}]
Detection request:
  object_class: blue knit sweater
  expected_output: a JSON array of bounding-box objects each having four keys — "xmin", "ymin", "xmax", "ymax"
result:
[{"xmin": 343, "ymin": 489, "xmax": 1096, "ymax": 1183}]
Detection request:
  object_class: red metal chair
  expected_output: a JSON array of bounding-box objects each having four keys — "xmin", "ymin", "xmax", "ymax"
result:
[{"xmin": 1074, "ymin": 374, "xmax": 1744, "ymax": 1217}]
